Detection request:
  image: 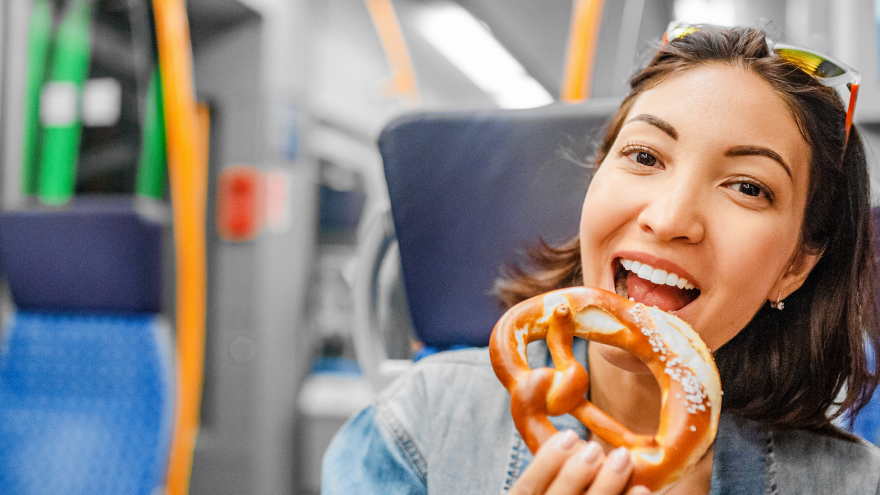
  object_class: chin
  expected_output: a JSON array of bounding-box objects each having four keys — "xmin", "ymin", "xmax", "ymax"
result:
[{"xmin": 594, "ymin": 342, "xmax": 653, "ymax": 374}]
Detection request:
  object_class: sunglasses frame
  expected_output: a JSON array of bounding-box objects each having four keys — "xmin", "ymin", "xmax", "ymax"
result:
[{"xmin": 663, "ymin": 21, "xmax": 860, "ymax": 146}]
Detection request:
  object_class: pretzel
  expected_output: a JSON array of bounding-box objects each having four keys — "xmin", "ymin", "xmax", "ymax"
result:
[{"xmin": 489, "ymin": 287, "xmax": 721, "ymax": 492}]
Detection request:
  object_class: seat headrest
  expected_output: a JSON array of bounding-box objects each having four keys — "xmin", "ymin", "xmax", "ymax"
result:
[
  {"xmin": 380, "ymin": 102, "xmax": 616, "ymax": 348},
  {"xmin": 0, "ymin": 197, "xmax": 165, "ymax": 314}
]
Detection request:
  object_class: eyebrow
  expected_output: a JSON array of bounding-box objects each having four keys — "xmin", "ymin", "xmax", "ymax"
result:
[
  {"xmin": 624, "ymin": 114, "xmax": 678, "ymax": 140},
  {"xmin": 725, "ymin": 145, "xmax": 793, "ymax": 179},
  {"xmin": 624, "ymin": 114, "xmax": 794, "ymax": 179}
]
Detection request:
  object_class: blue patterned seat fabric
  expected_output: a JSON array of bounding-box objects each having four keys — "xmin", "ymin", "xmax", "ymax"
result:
[
  {"xmin": 0, "ymin": 199, "xmax": 173, "ymax": 494},
  {"xmin": 0, "ymin": 311, "xmax": 173, "ymax": 494}
]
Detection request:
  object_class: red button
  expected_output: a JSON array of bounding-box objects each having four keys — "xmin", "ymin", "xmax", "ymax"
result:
[{"xmin": 217, "ymin": 165, "xmax": 264, "ymax": 241}]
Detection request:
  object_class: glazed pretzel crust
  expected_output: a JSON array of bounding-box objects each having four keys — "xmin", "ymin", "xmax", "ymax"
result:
[{"xmin": 489, "ymin": 287, "xmax": 721, "ymax": 492}]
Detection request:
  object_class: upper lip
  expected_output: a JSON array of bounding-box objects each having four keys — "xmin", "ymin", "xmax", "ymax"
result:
[{"xmin": 613, "ymin": 251, "xmax": 701, "ymax": 290}]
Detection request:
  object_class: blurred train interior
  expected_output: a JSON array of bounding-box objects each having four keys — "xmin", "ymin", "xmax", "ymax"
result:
[{"xmin": 0, "ymin": 0, "xmax": 880, "ymax": 493}]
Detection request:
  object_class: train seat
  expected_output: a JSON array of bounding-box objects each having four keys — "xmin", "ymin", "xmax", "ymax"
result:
[
  {"xmin": 0, "ymin": 198, "xmax": 173, "ymax": 494},
  {"xmin": 353, "ymin": 101, "xmax": 617, "ymax": 392}
]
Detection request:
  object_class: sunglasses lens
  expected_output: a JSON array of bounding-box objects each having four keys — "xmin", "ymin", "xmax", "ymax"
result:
[
  {"xmin": 775, "ymin": 48, "xmax": 846, "ymax": 78},
  {"xmin": 665, "ymin": 24, "xmax": 857, "ymax": 144},
  {"xmin": 816, "ymin": 60, "xmax": 846, "ymax": 78}
]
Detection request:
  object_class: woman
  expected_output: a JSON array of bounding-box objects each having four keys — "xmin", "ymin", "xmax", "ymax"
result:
[{"xmin": 322, "ymin": 24, "xmax": 880, "ymax": 494}]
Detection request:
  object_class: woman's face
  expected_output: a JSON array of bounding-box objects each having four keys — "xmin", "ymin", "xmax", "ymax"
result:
[{"xmin": 581, "ymin": 63, "xmax": 817, "ymax": 360}]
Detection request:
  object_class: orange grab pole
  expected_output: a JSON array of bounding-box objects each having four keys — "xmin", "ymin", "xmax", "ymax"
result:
[
  {"xmin": 560, "ymin": 0, "xmax": 605, "ymax": 102},
  {"xmin": 365, "ymin": 0, "xmax": 420, "ymax": 108},
  {"xmin": 152, "ymin": 0, "xmax": 208, "ymax": 493}
]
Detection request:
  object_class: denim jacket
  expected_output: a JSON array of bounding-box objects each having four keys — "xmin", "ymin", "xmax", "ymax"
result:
[{"xmin": 322, "ymin": 345, "xmax": 880, "ymax": 494}]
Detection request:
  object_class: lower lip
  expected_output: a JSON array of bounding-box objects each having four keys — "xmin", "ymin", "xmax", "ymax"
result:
[{"xmin": 670, "ymin": 300, "xmax": 697, "ymax": 325}]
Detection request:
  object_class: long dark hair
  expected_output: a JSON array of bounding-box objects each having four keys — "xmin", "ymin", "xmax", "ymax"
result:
[{"xmin": 495, "ymin": 24, "xmax": 880, "ymax": 436}]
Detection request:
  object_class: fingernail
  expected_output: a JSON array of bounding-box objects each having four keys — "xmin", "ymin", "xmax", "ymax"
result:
[
  {"xmin": 579, "ymin": 441, "xmax": 602, "ymax": 464},
  {"xmin": 554, "ymin": 430, "xmax": 578, "ymax": 450},
  {"xmin": 630, "ymin": 487, "xmax": 651, "ymax": 495},
  {"xmin": 607, "ymin": 447, "xmax": 632, "ymax": 473}
]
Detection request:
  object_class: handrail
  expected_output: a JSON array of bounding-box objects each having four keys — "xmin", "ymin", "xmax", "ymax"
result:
[
  {"xmin": 364, "ymin": 0, "xmax": 420, "ymax": 108},
  {"xmin": 560, "ymin": 0, "xmax": 606, "ymax": 102},
  {"xmin": 151, "ymin": 0, "xmax": 208, "ymax": 493},
  {"xmin": 352, "ymin": 205, "xmax": 413, "ymax": 392}
]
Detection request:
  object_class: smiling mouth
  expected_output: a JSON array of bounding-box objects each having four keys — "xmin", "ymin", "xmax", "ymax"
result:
[{"xmin": 614, "ymin": 258, "xmax": 700, "ymax": 313}]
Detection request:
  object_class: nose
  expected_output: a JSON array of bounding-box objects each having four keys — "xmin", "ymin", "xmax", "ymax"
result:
[{"xmin": 637, "ymin": 175, "xmax": 706, "ymax": 243}]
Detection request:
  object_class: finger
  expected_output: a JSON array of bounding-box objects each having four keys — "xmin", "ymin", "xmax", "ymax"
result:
[
  {"xmin": 544, "ymin": 441, "xmax": 603, "ymax": 495},
  {"xmin": 510, "ymin": 430, "xmax": 582, "ymax": 495},
  {"xmin": 584, "ymin": 447, "xmax": 634, "ymax": 495}
]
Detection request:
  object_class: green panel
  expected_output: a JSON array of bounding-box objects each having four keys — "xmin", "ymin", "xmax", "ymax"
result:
[
  {"xmin": 136, "ymin": 69, "xmax": 168, "ymax": 200},
  {"xmin": 21, "ymin": 0, "xmax": 53, "ymax": 196},
  {"xmin": 38, "ymin": 0, "xmax": 92, "ymax": 205}
]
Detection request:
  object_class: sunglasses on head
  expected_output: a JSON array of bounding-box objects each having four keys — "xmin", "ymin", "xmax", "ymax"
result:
[{"xmin": 663, "ymin": 21, "xmax": 861, "ymax": 147}]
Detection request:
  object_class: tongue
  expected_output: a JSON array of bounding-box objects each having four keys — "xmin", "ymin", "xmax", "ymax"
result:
[{"xmin": 627, "ymin": 271, "xmax": 696, "ymax": 312}]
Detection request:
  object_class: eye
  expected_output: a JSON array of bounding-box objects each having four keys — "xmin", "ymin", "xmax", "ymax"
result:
[
  {"xmin": 618, "ymin": 143, "xmax": 664, "ymax": 170},
  {"xmin": 729, "ymin": 181, "xmax": 767, "ymax": 199},
  {"xmin": 626, "ymin": 150, "xmax": 658, "ymax": 167}
]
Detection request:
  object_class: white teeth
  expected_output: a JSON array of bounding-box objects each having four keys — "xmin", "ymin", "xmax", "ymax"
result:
[
  {"xmin": 650, "ymin": 269, "xmax": 668, "ymax": 284},
  {"xmin": 619, "ymin": 258, "xmax": 695, "ymax": 291}
]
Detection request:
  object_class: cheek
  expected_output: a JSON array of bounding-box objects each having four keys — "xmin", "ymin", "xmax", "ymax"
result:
[
  {"xmin": 703, "ymin": 218, "xmax": 799, "ymax": 346},
  {"xmin": 716, "ymin": 216, "xmax": 796, "ymax": 291},
  {"xmin": 579, "ymin": 172, "xmax": 634, "ymax": 283}
]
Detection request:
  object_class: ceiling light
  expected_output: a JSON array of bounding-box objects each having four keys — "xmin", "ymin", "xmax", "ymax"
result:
[{"xmin": 414, "ymin": 3, "xmax": 553, "ymax": 109}]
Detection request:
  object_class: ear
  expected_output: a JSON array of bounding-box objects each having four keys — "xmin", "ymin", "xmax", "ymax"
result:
[{"xmin": 768, "ymin": 249, "xmax": 821, "ymax": 302}]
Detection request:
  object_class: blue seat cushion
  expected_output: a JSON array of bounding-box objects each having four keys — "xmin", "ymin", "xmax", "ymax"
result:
[{"xmin": 0, "ymin": 311, "xmax": 173, "ymax": 494}]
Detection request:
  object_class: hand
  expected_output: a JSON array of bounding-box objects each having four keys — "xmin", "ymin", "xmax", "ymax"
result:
[{"xmin": 510, "ymin": 430, "xmax": 651, "ymax": 495}]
